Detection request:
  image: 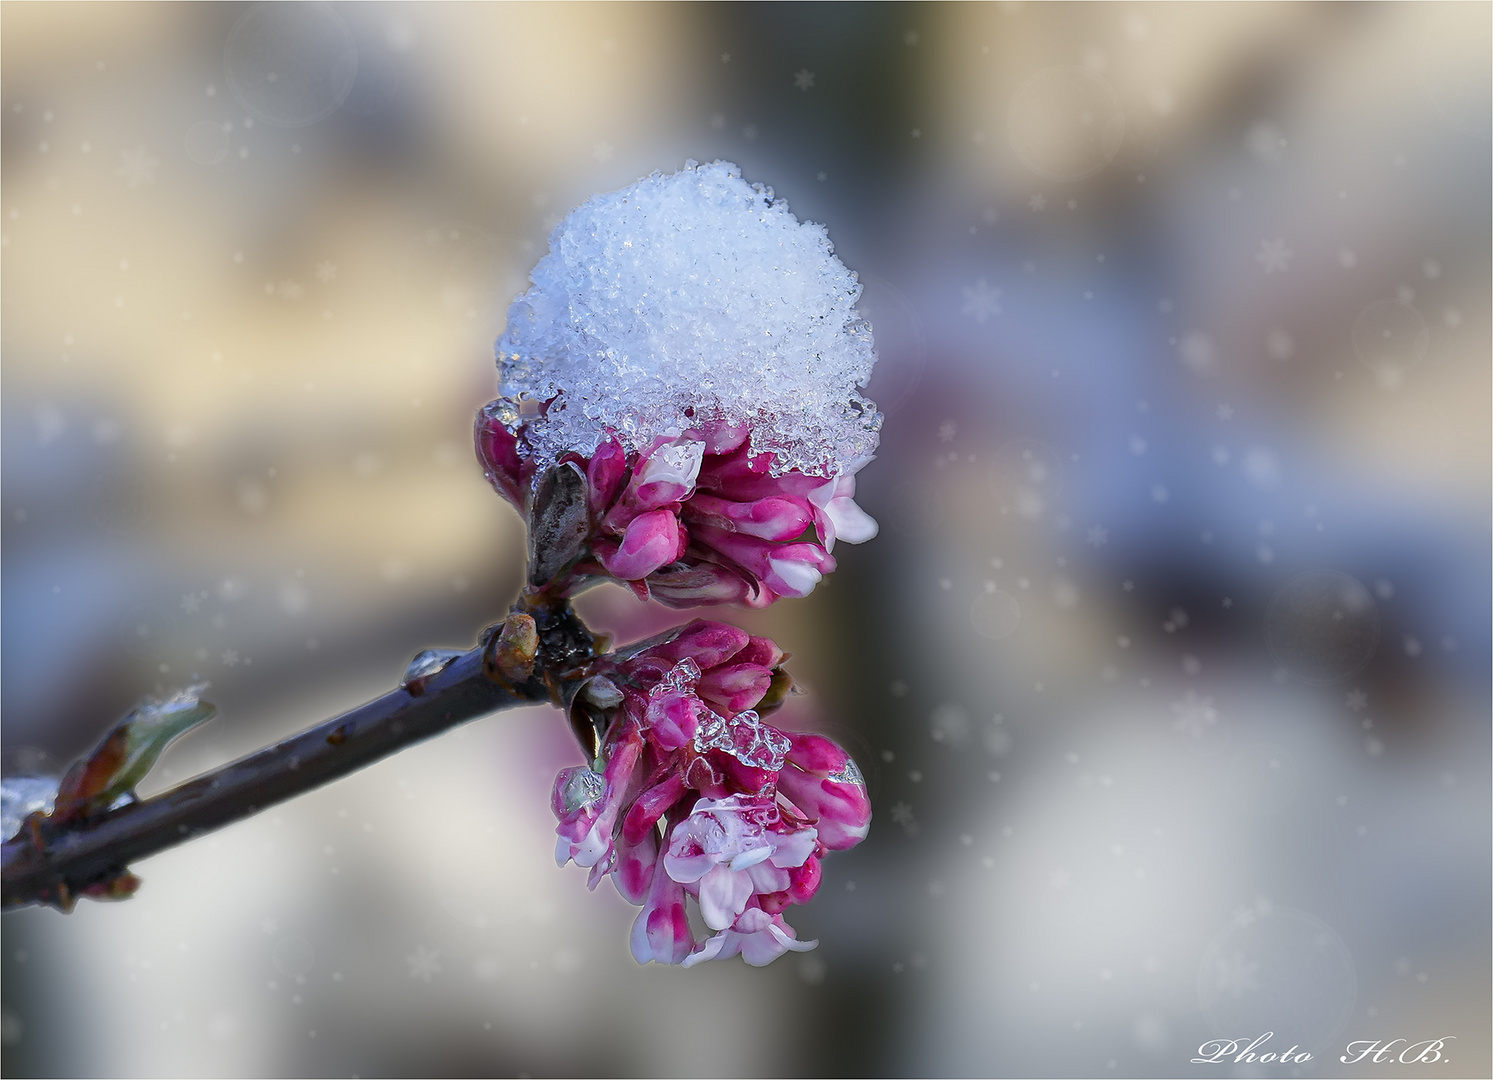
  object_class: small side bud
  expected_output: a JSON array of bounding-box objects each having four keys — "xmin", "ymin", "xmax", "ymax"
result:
[
  {"xmin": 486, "ymin": 612, "xmax": 538, "ymax": 684},
  {"xmin": 80, "ymin": 870, "xmax": 142, "ymax": 903},
  {"xmin": 52, "ymin": 685, "xmax": 215, "ymax": 824}
]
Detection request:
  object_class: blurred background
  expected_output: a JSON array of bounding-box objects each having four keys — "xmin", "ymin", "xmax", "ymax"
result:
[{"xmin": 2, "ymin": 3, "xmax": 1489, "ymax": 1076}]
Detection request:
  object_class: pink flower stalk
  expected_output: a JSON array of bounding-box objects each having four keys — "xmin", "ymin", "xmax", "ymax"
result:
[
  {"xmin": 547, "ymin": 620, "xmax": 871, "ymax": 967},
  {"xmin": 476, "ymin": 407, "xmax": 877, "ymax": 608}
]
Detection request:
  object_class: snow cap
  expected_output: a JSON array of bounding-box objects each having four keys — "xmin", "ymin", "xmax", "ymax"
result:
[{"xmin": 495, "ymin": 160, "xmax": 880, "ymax": 478}]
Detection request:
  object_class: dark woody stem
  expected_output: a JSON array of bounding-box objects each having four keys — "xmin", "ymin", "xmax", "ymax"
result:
[{"xmin": 1, "ymin": 599, "xmax": 599, "ymax": 912}]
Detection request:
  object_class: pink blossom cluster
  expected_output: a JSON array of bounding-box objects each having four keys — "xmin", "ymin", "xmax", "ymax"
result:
[
  {"xmin": 550, "ymin": 620, "xmax": 871, "ymax": 967},
  {"xmin": 477, "ymin": 407, "xmax": 877, "ymax": 608}
]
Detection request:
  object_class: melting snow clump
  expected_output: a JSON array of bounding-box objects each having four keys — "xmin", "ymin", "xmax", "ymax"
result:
[
  {"xmin": 1, "ymin": 776, "xmax": 57, "ymax": 841},
  {"xmin": 495, "ymin": 160, "xmax": 880, "ymax": 478}
]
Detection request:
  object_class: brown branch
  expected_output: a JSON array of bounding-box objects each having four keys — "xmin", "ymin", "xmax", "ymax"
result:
[{"xmin": 2, "ymin": 600, "xmax": 598, "ymax": 912}]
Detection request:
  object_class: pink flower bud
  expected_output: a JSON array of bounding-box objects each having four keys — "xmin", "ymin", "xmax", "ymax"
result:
[
  {"xmin": 553, "ymin": 725, "xmax": 643, "ymax": 870},
  {"xmin": 643, "ymin": 689, "xmax": 701, "ymax": 750},
  {"xmin": 756, "ymin": 854, "xmax": 822, "ymax": 914},
  {"xmin": 644, "ymin": 559, "xmax": 755, "ymax": 607},
  {"xmin": 474, "ymin": 403, "xmax": 534, "ymax": 509},
  {"xmin": 621, "ymin": 439, "xmax": 705, "ymax": 514},
  {"xmin": 692, "ymin": 527, "xmax": 837, "ymax": 605},
  {"xmin": 685, "ymin": 492, "xmax": 814, "ymax": 542},
  {"xmin": 630, "ymin": 843, "xmax": 695, "ymax": 965},
  {"xmin": 475, "ymin": 405, "xmax": 877, "ymax": 608},
  {"xmin": 595, "ymin": 508, "xmax": 686, "ymax": 581},
  {"xmin": 647, "ymin": 621, "xmax": 751, "ymax": 670},
  {"xmin": 777, "ymin": 733, "xmax": 872, "ymax": 850},
  {"xmin": 696, "ymin": 663, "xmax": 774, "ymax": 717},
  {"xmin": 585, "ymin": 435, "xmax": 628, "ymax": 511}
]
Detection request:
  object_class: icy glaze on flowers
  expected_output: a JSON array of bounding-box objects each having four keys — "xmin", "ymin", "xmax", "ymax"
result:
[
  {"xmin": 550, "ymin": 621, "xmax": 872, "ymax": 968},
  {"xmin": 494, "ymin": 159, "xmax": 881, "ymax": 480}
]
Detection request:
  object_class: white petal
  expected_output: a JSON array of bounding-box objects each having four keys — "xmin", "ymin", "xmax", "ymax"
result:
[
  {"xmin": 826, "ymin": 496, "xmax": 878, "ymax": 544},
  {"xmin": 769, "ymin": 826, "xmax": 819, "ymax": 868},
  {"xmin": 572, "ymin": 823, "xmax": 609, "ymax": 868},
  {"xmin": 808, "ymin": 476, "xmax": 839, "ymax": 510},
  {"xmin": 663, "ymin": 851, "xmax": 714, "ymax": 885},
  {"xmin": 641, "ymin": 440, "xmax": 705, "ymax": 488},
  {"xmin": 768, "ymin": 920, "xmax": 818, "ymax": 954},
  {"xmin": 767, "ymin": 556, "xmax": 822, "ymax": 598},
  {"xmin": 697, "ymin": 865, "xmax": 753, "ymax": 931},
  {"xmin": 746, "ymin": 862, "xmax": 790, "ymax": 894},
  {"xmin": 629, "ymin": 908, "xmax": 662, "ymax": 964},
  {"xmin": 728, "ymin": 844, "xmax": 774, "ymax": 872},
  {"xmin": 740, "ymin": 920, "xmax": 817, "ymax": 966},
  {"xmin": 681, "ymin": 931, "xmax": 734, "ymax": 968}
]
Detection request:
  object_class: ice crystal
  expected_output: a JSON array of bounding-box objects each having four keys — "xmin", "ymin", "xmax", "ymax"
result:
[
  {"xmin": 495, "ymin": 160, "xmax": 880, "ymax": 478},
  {"xmin": 693, "ymin": 707, "xmax": 790, "ymax": 771}
]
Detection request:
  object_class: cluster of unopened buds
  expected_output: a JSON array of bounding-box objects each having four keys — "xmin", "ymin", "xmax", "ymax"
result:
[
  {"xmin": 476, "ymin": 159, "xmax": 881, "ymax": 967},
  {"xmin": 477, "ymin": 413, "xmax": 876, "ymax": 609},
  {"xmin": 552, "ymin": 621, "xmax": 870, "ymax": 966},
  {"xmin": 478, "ymin": 415, "xmax": 876, "ymax": 967}
]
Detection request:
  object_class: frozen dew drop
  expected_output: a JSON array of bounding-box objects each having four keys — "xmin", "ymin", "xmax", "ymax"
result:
[
  {"xmin": 828, "ymin": 757, "xmax": 864, "ymax": 788},
  {"xmin": 402, "ymin": 648, "xmax": 463, "ymax": 686},
  {"xmin": 651, "ymin": 657, "xmax": 701, "ymax": 695},
  {"xmin": 692, "ymin": 707, "xmax": 789, "ymax": 770},
  {"xmin": 557, "ymin": 766, "xmax": 606, "ymax": 812}
]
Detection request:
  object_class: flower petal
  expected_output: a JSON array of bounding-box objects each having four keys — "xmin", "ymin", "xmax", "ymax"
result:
[
  {"xmin": 598, "ymin": 509, "xmax": 685, "ymax": 581},
  {"xmin": 826, "ymin": 495, "xmax": 878, "ymax": 545},
  {"xmin": 697, "ymin": 864, "xmax": 754, "ymax": 931}
]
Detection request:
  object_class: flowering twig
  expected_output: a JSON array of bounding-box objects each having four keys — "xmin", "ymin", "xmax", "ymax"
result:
[
  {"xmin": 4, "ymin": 160, "xmax": 882, "ymax": 970},
  {"xmin": 1, "ymin": 600, "xmax": 596, "ymax": 912}
]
